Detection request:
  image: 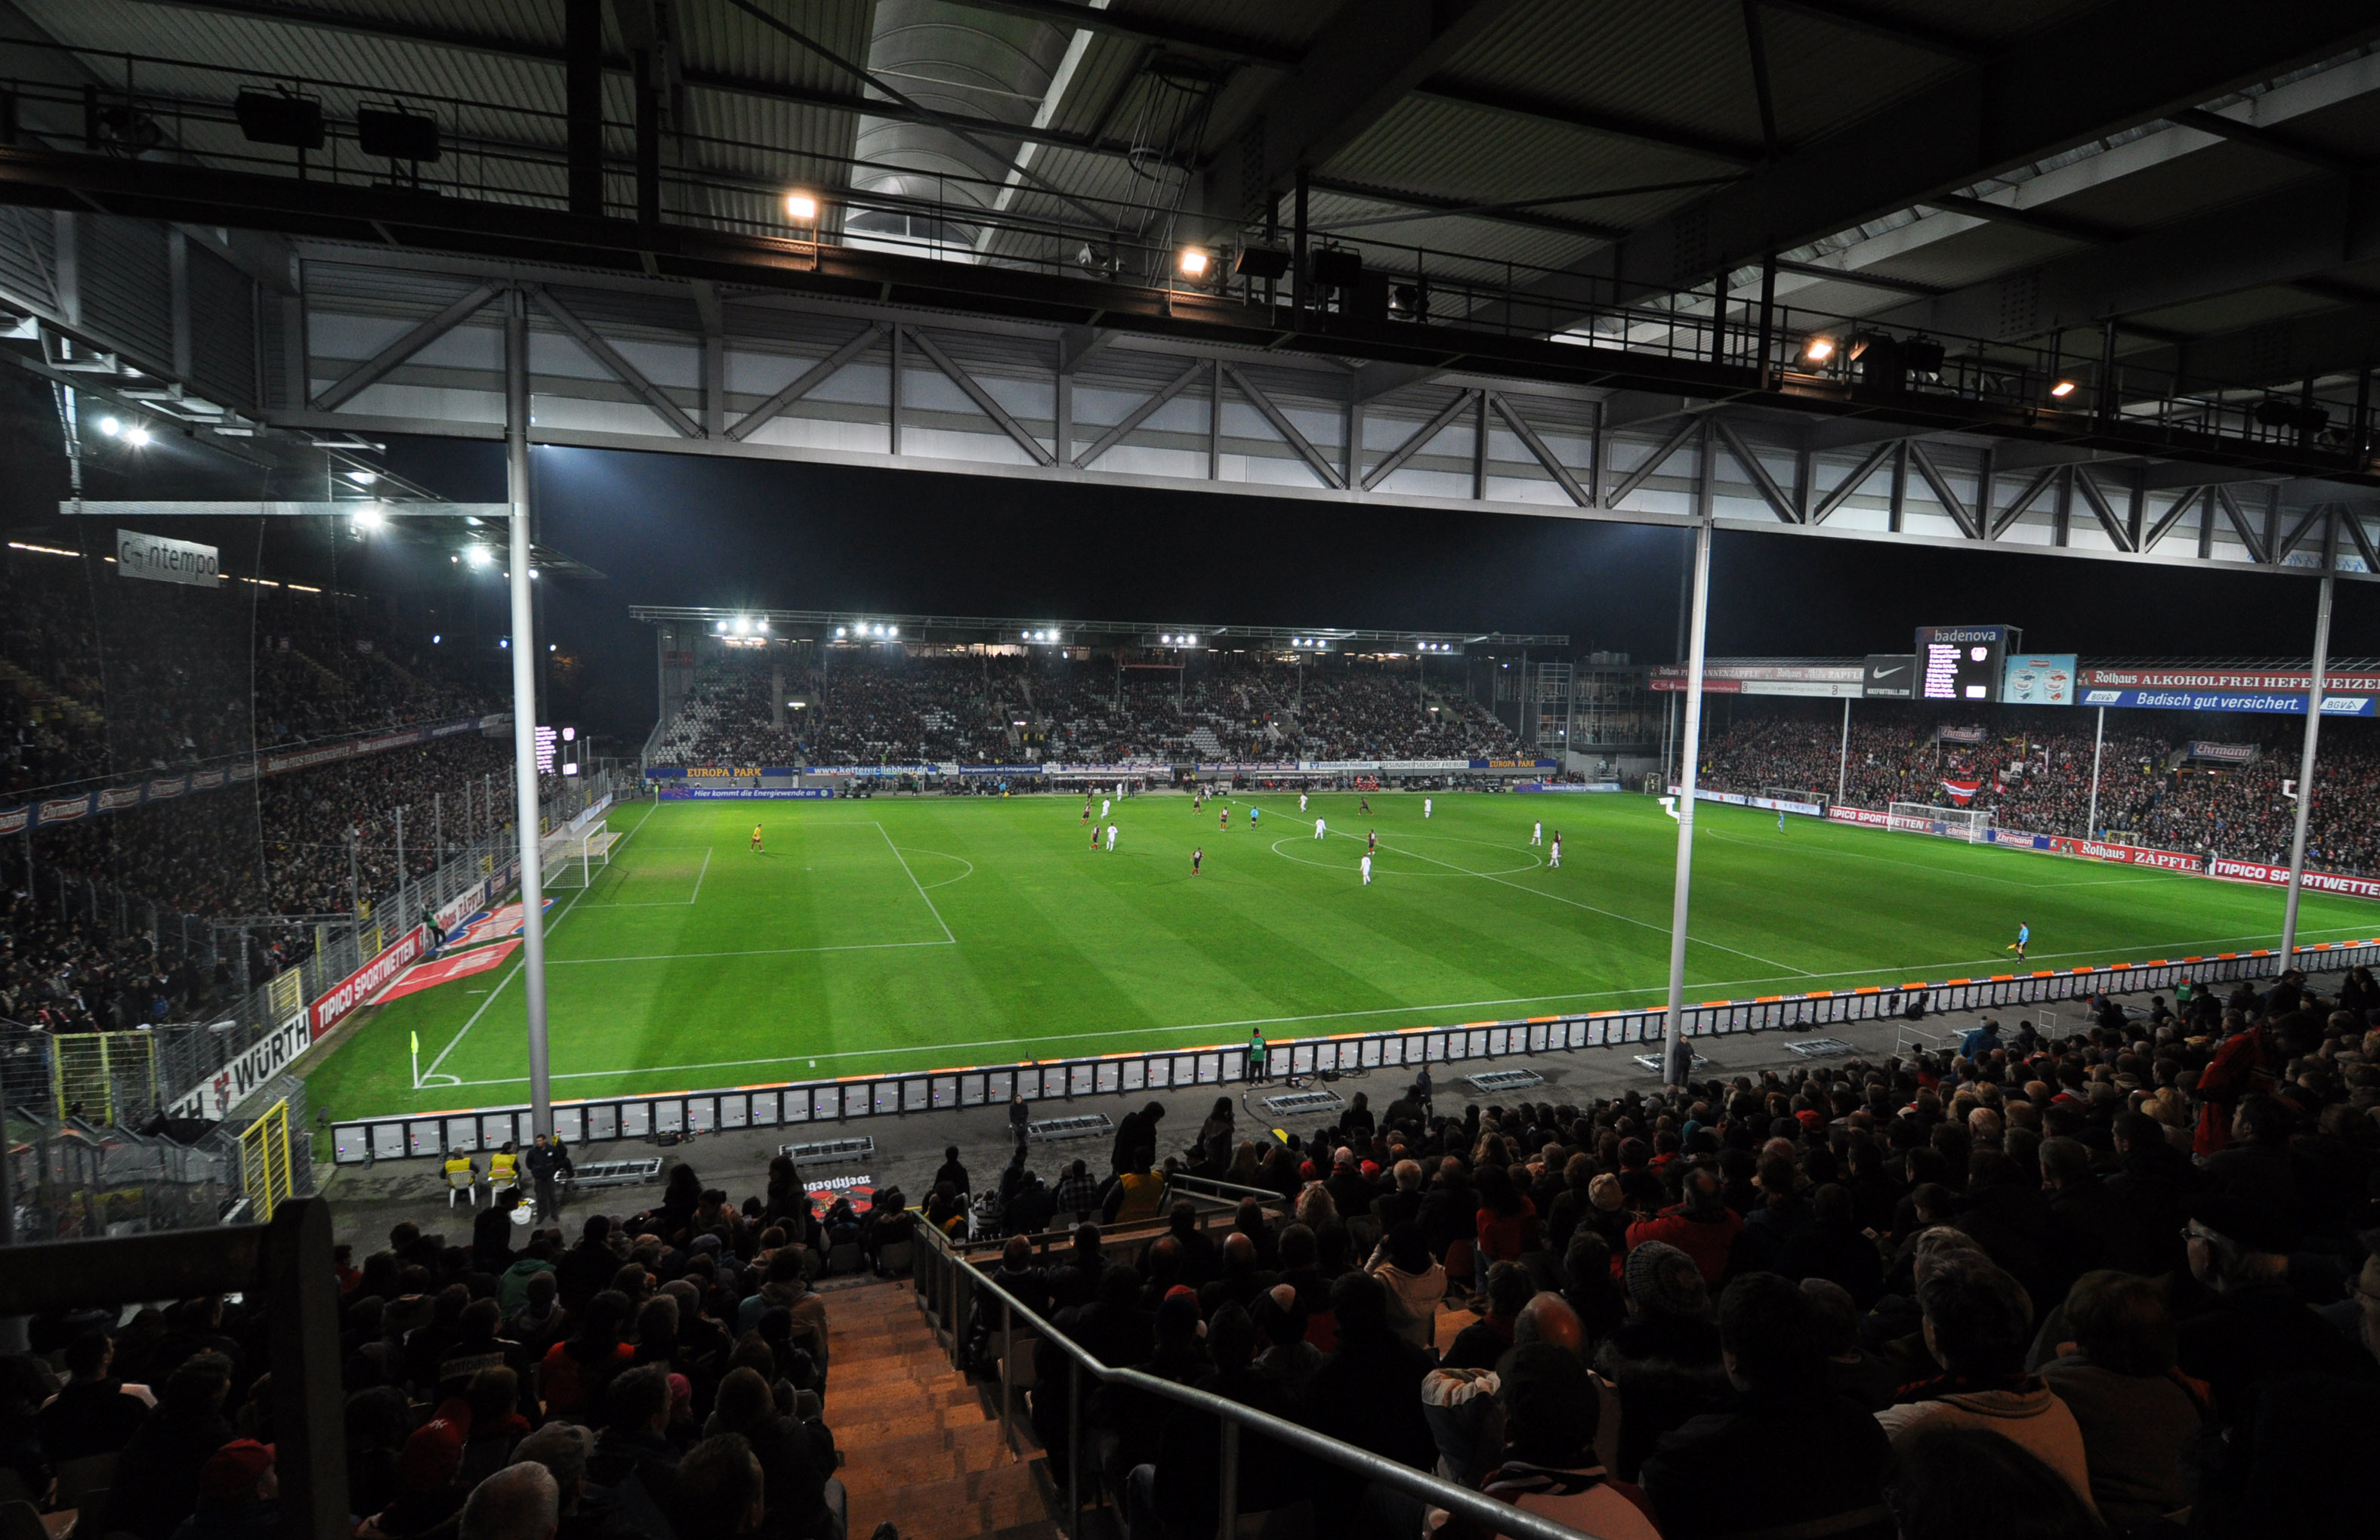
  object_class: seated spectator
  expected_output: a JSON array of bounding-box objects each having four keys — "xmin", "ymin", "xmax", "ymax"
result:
[
  {"xmin": 1308, "ymin": 1271, "xmax": 1435, "ymax": 1474},
  {"xmin": 702, "ymin": 1368, "xmax": 840, "ymax": 1540},
  {"xmin": 586, "ymin": 1366, "xmax": 681, "ymax": 1526},
  {"xmin": 1887, "ymin": 1426, "xmax": 2103, "ymax": 1540},
  {"xmin": 1800, "ymin": 1280, "xmax": 1903, "ymax": 1413},
  {"xmin": 1873, "ymin": 1257, "xmax": 2097, "ymax": 1518},
  {"xmin": 1434, "ymin": 1343, "xmax": 1660, "ymax": 1540},
  {"xmin": 1638, "ymin": 1273, "xmax": 1894, "ymax": 1540},
  {"xmin": 665, "ymin": 1434, "xmax": 764, "ymax": 1539},
  {"xmin": 1624, "ymin": 1167, "xmax": 1743, "ymax": 1287},
  {"xmin": 168, "ymin": 1438, "xmax": 279, "ymax": 1540},
  {"xmin": 1778, "ymin": 1184, "xmax": 1885, "ymax": 1308},
  {"xmin": 39, "ymin": 1329, "xmax": 150, "ymax": 1461},
  {"xmin": 1369, "ymin": 1223, "xmax": 1448, "ymax": 1350},
  {"xmin": 1595, "ymin": 1241, "xmax": 1727, "ymax": 1480},
  {"xmin": 458, "ymin": 1461, "xmax": 558, "ymax": 1540},
  {"xmin": 2038, "ymin": 1270, "xmax": 2206, "ymax": 1529},
  {"xmin": 103, "ymin": 1350, "xmax": 236, "ymax": 1540},
  {"xmin": 540, "ymin": 1292, "xmax": 634, "ymax": 1424},
  {"xmin": 1445, "ymin": 1262, "xmax": 1535, "ymax": 1372}
]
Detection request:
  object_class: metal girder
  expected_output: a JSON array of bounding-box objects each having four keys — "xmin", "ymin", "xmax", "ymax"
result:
[
  {"xmin": 1809, "ymin": 439, "xmax": 1896, "ymax": 524},
  {"xmin": 1539, "ymin": 0, "xmax": 2380, "ymax": 305},
  {"xmin": 904, "ymin": 328, "xmax": 1055, "ymax": 466},
  {"xmin": 1487, "ymin": 392, "xmax": 1590, "ymax": 508},
  {"xmin": 1905, "ymin": 440, "xmax": 1979, "ymax": 539},
  {"xmin": 1223, "ymin": 363, "xmax": 1344, "ymax": 489},
  {"xmin": 2170, "ymin": 106, "xmax": 2366, "ymax": 177},
  {"xmin": 2340, "ymin": 505, "xmax": 2380, "ymax": 573},
  {"xmin": 1199, "ymin": 0, "xmax": 1522, "ymax": 224},
  {"xmin": 1919, "ymin": 192, "xmax": 2117, "ymax": 245},
  {"xmin": 125, "ymin": 0, "xmax": 1137, "ymax": 165},
  {"xmin": 726, "ymin": 322, "xmax": 885, "ymax": 443},
  {"xmin": 310, "ymin": 282, "xmax": 498, "ymax": 412},
  {"xmin": 1711, "ymin": 418, "xmax": 1798, "ymax": 523},
  {"xmin": 1755, "ymin": 1, "xmax": 1985, "ymax": 60},
  {"xmin": 2125, "ymin": 304, "xmax": 2380, "ymax": 402},
  {"xmin": 1990, "ymin": 464, "xmax": 2062, "ymax": 539},
  {"xmin": 527, "ymin": 283, "xmax": 703, "ymax": 440},
  {"xmin": 59, "ymin": 499, "xmax": 509, "ymax": 518},
  {"xmin": 1360, "ymin": 389, "xmax": 1477, "ymax": 490},
  {"xmin": 2217, "ymin": 485, "xmax": 2269, "ymax": 561},
  {"xmin": 2071, "ymin": 467, "xmax": 2136, "ymax": 551},
  {"xmin": 1305, "ymin": 174, "xmax": 1628, "ymax": 242},
  {"xmin": 937, "ymin": 0, "xmax": 1301, "ymax": 65},
  {"xmin": 1073, "ymin": 360, "xmax": 1205, "ymax": 469},
  {"xmin": 1408, "ymin": 79, "xmax": 1761, "ymax": 165},
  {"xmin": 2277, "ymin": 502, "xmax": 2332, "ymax": 560},
  {"xmin": 1881, "ymin": 177, "xmax": 2380, "ymax": 345},
  {"xmin": 2141, "ymin": 486, "xmax": 2202, "ymax": 551},
  {"xmin": 1603, "ymin": 417, "xmax": 1700, "ymax": 508}
]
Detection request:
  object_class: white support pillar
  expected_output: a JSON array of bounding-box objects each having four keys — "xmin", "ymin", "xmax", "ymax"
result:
[
  {"xmin": 1662, "ymin": 514, "xmax": 1715, "ymax": 1087},
  {"xmin": 2085, "ymin": 705, "xmax": 2105, "ymax": 837},
  {"xmin": 505, "ymin": 288, "xmax": 554, "ymax": 1137},
  {"xmin": 2280, "ymin": 573, "xmax": 2335, "ymax": 967},
  {"xmin": 1836, "ymin": 696, "xmax": 1851, "ymax": 804}
]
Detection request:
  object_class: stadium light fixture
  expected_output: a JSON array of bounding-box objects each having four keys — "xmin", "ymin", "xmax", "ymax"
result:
[
  {"xmin": 97, "ymin": 415, "xmax": 121, "ymax": 436},
  {"xmin": 1177, "ymin": 248, "xmax": 1210, "ymax": 279},
  {"xmin": 757, "ymin": 619, "xmax": 770, "ymax": 633},
  {"xmin": 835, "ymin": 626, "xmax": 847, "ymax": 637},
  {"xmin": 786, "ymin": 191, "xmax": 819, "ymax": 223},
  {"xmin": 431, "ymin": 634, "xmax": 441, "ymax": 643},
  {"xmin": 1802, "ymin": 336, "xmax": 1835, "ymax": 363},
  {"xmin": 2050, "ymin": 379, "xmax": 2077, "ymax": 398},
  {"xmin": 887, "ymin": 625, "xmax": 899, "ymax": 637},
  {"xmin": 352, "ymin": 506, "xmax": 384, "ymax": 532},
  {"xmin": 124, "ymin": 424, "xmax": 152, "ymax": 446},
  {"xmin": 347, "ymin": 471, "xmax": 378, "ymax": 486},
  {"xmin": 499, "ymin": 637, "xmax": 510, "ymax": 649},
  {"xmin": 465, "ymin": 545, "xmax": 492, "ymax": 567}
]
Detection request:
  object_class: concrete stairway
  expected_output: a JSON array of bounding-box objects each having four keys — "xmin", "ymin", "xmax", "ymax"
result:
[{"xmin": 823, "ymin": 1277, "xmax": 1063, "ymax": 1540}]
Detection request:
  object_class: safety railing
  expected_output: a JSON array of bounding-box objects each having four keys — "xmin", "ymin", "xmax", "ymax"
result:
[
  {"xmin": 908, "ymin": 1214, "xmax": 1625, "ymax": 1540},
  {"xmin": 0, "ymin": 1196, "xmax": 347, "ymax": 1540}
]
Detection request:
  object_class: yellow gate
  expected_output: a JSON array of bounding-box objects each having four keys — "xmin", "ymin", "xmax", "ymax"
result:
[
  {"xmin": 239, "ymin": 1098, "xmax": 294, "ymax": 1221},
  {"xmin": 52, "ymin": 1032, "xmax": 156, "ymax": 1124}
]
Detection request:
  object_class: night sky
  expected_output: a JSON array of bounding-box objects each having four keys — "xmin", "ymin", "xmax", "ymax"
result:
[{"xmin": 11, "ymin": 391, "xmax": 2370, "ymax": 745}]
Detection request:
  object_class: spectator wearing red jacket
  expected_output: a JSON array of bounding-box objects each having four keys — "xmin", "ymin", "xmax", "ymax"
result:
[{"xmin": 1625, "ymin": 1166, "xmax": 1745, "ymax": 1287}]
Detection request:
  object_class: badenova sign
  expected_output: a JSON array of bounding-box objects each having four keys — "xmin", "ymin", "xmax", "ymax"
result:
[{"xmin": 116, "ymin": 529, "xmax": 222, "ymax": 587}]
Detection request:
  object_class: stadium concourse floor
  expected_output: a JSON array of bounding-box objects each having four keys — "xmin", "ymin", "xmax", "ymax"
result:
[{"xmin": 310, "ymin": 977, "xmax": 2218, "ymax": 1257}]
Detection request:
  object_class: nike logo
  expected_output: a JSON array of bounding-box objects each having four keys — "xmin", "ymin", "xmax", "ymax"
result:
[{"xmin": 1870, "ymin": 665, "xmax": 1908, "ymax": 678}]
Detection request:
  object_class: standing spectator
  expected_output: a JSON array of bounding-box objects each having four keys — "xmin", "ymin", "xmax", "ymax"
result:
[
  {"xmin": 527, "ymin": 1136, "xmax": 573, "ymax": 1224},
  {"xmin": 102, "ymin": 1352, "xmax": 236, "ymax": 1540},
  {"xmin": 39, "ymin": 1329, "xmax": 151, "ymax": 1461}
]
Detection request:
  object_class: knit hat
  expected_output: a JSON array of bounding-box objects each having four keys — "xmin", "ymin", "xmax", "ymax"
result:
[
  {"xmin": 1623, "ymin": 1239, "xmax": 1710, "ymax": 1320},
  {"xmin": 1156, "ymin": 1285, "xmax": 1205, "ymax": 1341},
  {"xmin": 1386, "ymin": 1222, "xmax": 1432, "ymax": 1274},
  {"xmin": 197, "ymin": 1440, "xmax": 275, "ymax": 1501}
]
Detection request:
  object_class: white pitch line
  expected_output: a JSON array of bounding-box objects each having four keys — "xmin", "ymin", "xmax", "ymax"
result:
[
  {"xmin": 687, "ymin": 845, "xmax": 714, "ymax": 903},
  {"xmin": 876, "ymin": 819, "xmax": 956, "ymax": 943},
  {"xmin": 548, "ymin": 938, "xmax": 955, "ymax": 964},
  {"xmin": 434, "ymin": 918, "xmax": 2380, "ymax": 1091},
  {"xmin": 1307, "ymin": 816, "xmax": 1814, "ymax": 977},
  {"xmin": 416, "ymin": 800, "xmax": 653, "ymax": 1085}
]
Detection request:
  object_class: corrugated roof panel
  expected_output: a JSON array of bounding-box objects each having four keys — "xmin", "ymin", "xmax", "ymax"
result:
[
  {"xmin": 1439, "ymin": 0, "xmax": 1769, "ymax": 156},
  {"xmin": 669, "ymin": 0, "xmax": 880, "ymax": 95},
  {"xmin": 1114, "ymin": 0, "xmax": 1341, "ymax": 54},
  {"xmin": 1745, "ymin": 10, "xmax": 1971, "ymax": 148}
]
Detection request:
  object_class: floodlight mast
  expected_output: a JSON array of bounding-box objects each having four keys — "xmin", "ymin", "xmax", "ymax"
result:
[
  {"xmin": 1662, "ymin": 513, "xmax": 1715, "ymax": 1089},
  {"xmin": 505, "ymin": 288, "xmax": 554, "ymax": 1138},
  {"xmin": 2279, "ymin": 572, "xmax": 2334, "ymax": 967}
]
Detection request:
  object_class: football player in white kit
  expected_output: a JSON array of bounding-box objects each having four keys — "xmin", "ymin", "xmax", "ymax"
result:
[
  {"xmin": 1105, "ymin": 823, "xmax": 1117, "ymax": 852},
  {"xmin": 1314, "ymin": 816, "xmax": 1326, "ymax": 840},
  {"xmin": 1548, "ymin": 833, "xmax": 1562, "ymax": 869},
  {"xmin": 1424, "ymin": 796, "xmax": 1433, "ymax": 818},
  {"xmin": 1360, "ymin": 853, "xmax": 1372, "ymax": 885},
  {"xmin": 1531, "ymin": 820, "xmax": 1543, "ymax": 846}
]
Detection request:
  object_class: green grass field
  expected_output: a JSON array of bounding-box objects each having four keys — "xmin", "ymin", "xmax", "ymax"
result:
[{"xmin": 299, "ymin": 790, "xmax": 2380, "ymax": 1119}]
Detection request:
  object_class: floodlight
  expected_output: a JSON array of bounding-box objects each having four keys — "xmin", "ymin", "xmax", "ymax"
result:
[
  {"xmin": 1178, "ymin": 248, "xmax": 1210, "ymax": 279},
  {"xmin": 887, "ymin": 626, "xmax": 898, "ymax": 637},
  {"xmin": 734, "ymin": 618, "xmax": 749, "ymax": 634},
  {"xmin": 500, "ymin": 637, "xmax": 510, "ymax": 649},
  {"xmin": 529, "ymin": 569, "xmax": 539, "ymax": 580},
  {"xmin": 352, "ymin": 506, "xmax": 384, "ymax": 532},
  {"xmin": 97, "ymin": 416, "xmax": 121, "ymax": 437},
  {"xmin": 836, "ymin": 627, "xmax": 847, "ymax": 637},
  {"xmin": 2049, "ymin": 379, "xmax": 2077, "ymax": 398},
  {"xmin": 125, "ymin": 425, "xmax": 151, "ymax": 446},
  {"xmin": 1802, "ymin": 336, "xmax": 1835, "ymax": 363},
  {"xmin": 757, "ymin": 619, "xmax": 770, "ymax": 632},
  {"xmin": 357, "ymin": 105, "xmax": 440, "ymax": 162},
  {"xmin": 1185, "ymin": 635, "xmax": 1196, "ymax": 645},
  {"xmin": 716, "ymin": 620, "xmax": 728, "ymax": 633},
  {"xmin": 786, "ymin": 192, "xmax": 819, "ymax": 222},
  {"xmin": 548, "ymin": 643, "xmax": 557, "ymax": 652},
  {"xmin": 466, "ymin": 545, "xmax": 492, "ymax": 566},
  {"xmin": 1233, "ymin": 246, "xmax": 1290, "ymax": 281},
  {"xmin": 432, "ymin": 634, "xmax": 441, "ymax": 643},
  {"xmin": 347, "ymin": 471, "xmax": 378, "ymax": 486}
]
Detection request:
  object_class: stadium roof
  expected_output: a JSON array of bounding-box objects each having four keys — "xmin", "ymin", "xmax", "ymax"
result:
[
  {"xmin": 627, "ymin": 605, "xmax": 1564, "ymax": 650},
  {"xmin": 6, "ymin": 2, "xmax": 2380, "ymax": 579}
]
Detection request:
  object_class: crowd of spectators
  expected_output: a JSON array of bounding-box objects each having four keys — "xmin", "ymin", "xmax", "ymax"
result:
[
  {"xmin": 1695, "ymin": 700, "xmax": 2380, "ymax": 872},
  {"xmin": 2, "ymin": 546, "xmax": 501, "ymax": 801},
  {"xmin": 962, "ymin": 963, "xmax": 2380, "ymax": 1538},
  {"xmin": 5, "ymin": 734, "xmax": 529, "ymax": 1032},
  {"xmin": 648, "ymin": 648, "xmax": 1522, "ymax": 770},
  {"xmin": 0, "ymin": 1157, "xmax": 884, "ymax": 1540}
]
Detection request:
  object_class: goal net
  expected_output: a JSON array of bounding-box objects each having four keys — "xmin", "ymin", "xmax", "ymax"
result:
[
  {"xmin": 1762, "ymin": 785, "xmax": 1826, "ymax": 812},
  {"xmin": 1889, "ymin": 802, "xmax": 1993, "ymax": 842},
  {"xmin": 539, "ymin": 820, "xmax": 620, "ymax": 890}
]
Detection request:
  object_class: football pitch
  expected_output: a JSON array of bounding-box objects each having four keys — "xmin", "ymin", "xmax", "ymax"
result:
[{"xmin": 300, "ymin": 790, "xmax": 2379, "ymax": 1119}]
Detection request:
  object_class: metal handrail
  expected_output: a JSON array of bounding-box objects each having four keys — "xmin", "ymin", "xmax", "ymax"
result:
[{"xmin": 912, "ymin": 1218, "xmax": 1622, "ymax": 1540}]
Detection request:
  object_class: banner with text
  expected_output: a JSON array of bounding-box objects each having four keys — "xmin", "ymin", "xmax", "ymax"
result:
[
  {"xmin": 165, "ymin": 1011, "xmax": 313, "ymax": 1122},
  {"xmin": 310, "ymin": 926, "xmax": 427, "ymax": 1038}
]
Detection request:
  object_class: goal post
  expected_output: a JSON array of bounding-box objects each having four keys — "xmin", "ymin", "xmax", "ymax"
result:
[
  {"xmin": 1888, "ymin": 801, "xmax": 1993, "ymax": 842},
  {"xmin": 1761, "ymin": 785, "xmax": 1826, "ymax": 813},
  {"xmin": 539, "ymin": 819, "xmax": 619, "ymax": 890}
]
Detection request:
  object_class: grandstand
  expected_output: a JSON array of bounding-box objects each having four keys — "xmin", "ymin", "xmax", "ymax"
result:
[{"xmin": 8, "ymin": 4, "xmax": 2380, "ymax": 1539}]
